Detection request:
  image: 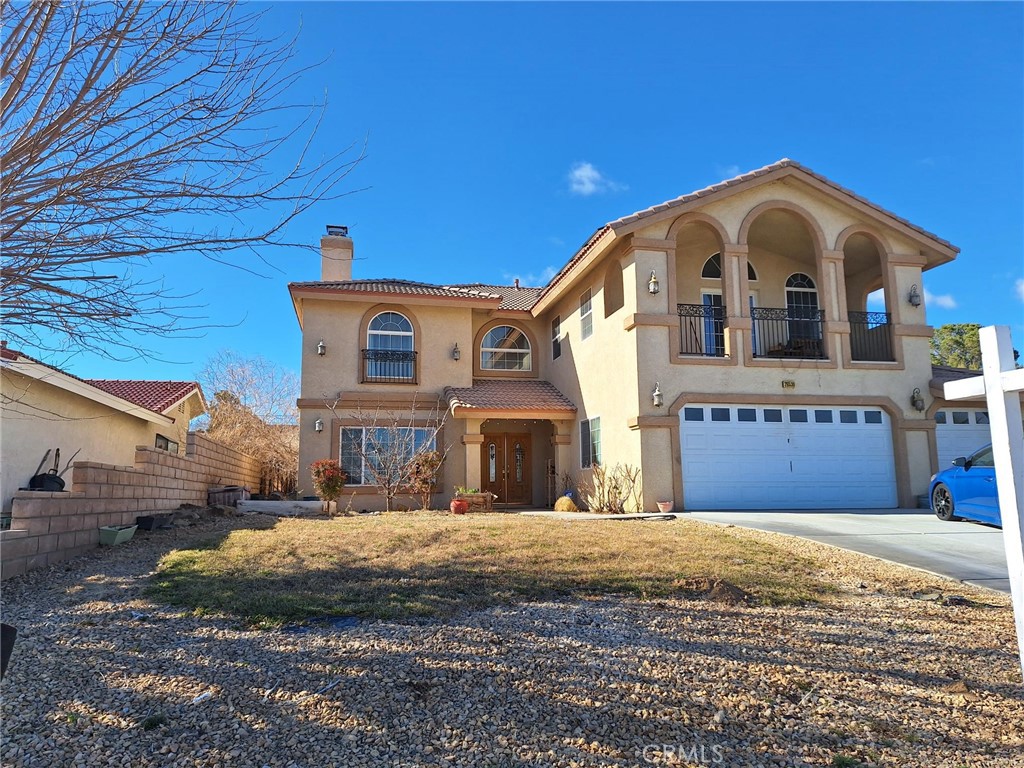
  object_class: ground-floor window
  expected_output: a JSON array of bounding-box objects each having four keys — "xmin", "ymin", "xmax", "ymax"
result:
[
  {"xmin": 155, "ymin": 434, "xmax": 178, "ymax": 454},
  {"xmin": 580, "ymin": 417, "xmax": 601, "ymax": 468},
  {"xmin": 339, "ymin": 427, "xmax": 437, "ymax": 486}
]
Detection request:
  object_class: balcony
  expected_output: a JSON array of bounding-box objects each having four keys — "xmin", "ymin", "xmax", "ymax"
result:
[
  {"xmin": 677, "ymin": 303, "xmax": 726, "ymax": 357},
  {"xmin": 751, "ymin": 307, "xmax": 825, "ymax": 359},
  {"xmin": 849, "ymin": 311, "xmax": 894, "ymax": 362},
  {"xmin": 362, "ymin": 349, "xmax": 417, "ymax": 383}
]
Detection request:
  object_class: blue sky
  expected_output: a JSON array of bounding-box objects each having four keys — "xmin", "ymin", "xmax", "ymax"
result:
[{"xmin": 40, "ymin": 1, "xmax": 1024, "ymax": 382}]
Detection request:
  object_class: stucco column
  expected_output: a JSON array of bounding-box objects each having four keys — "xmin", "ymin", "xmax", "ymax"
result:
[
  {"xmin": 721, "ymin": 244, "xmax": 751, "ymax": 357},
  {"xmin": 820, "ymin": 250, "xmax": 848, "ymax": 361},
  {"xmin": 629, "ymin": 238, "xmax": 674, "ymax": 315},
  {"xmin": 551, "ymin": 421, "xmax": 573, "ymax": 494},
  {"xmin": 461, "ymin": 418, "xmax": 484, "ymax": 490}
]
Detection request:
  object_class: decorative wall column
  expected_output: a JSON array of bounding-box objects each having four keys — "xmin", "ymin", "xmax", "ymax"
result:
[
  {"xmin": 551, "ymin": 421, "xmax": 573, "ymax": 491},
  {"xmin": 461, "ymin": 418, "xmax": 484, "ymax": 490},
  {"xmin": 720, "ymin": 243, "xmax": 751, "ymax": 358},
  {"xmin": 819, "ymin": 249, "xmax": 849, "ymax": 362}
]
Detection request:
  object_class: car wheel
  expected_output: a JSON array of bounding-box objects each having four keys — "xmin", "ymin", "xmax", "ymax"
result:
[{"xmin": 932, "ymin": 483, "xmax": 957, "ymax": 521}]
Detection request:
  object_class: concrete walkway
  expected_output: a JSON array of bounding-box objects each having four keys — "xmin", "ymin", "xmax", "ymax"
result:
[{"xmin": 687, "ymin": 508, "xmax": 1010, "ymax": 593}]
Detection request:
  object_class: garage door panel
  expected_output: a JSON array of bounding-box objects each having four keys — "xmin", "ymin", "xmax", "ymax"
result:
[
  {"xmin": 681, "ymin": 404, "xmax": 897, "ymax": 510},
  {"xmin": 935, "ymin": 409, "xmax": 991, "ymax": 469}
]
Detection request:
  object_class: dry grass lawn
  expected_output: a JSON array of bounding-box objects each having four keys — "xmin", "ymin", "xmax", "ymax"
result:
[{"xmin": 148, "ymin": 513, "xmax": 833, "ymax": 624}]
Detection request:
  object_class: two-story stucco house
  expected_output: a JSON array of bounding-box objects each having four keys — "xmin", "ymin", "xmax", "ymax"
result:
[{"xmin": 290, "ymin": 159, "xmax": 978, "ymax": 512}]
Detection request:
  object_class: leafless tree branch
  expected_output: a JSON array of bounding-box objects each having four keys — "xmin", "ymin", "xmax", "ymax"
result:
[{"xmin": 1, "ymin": 0, "xmax": 365, "ymax": 358}]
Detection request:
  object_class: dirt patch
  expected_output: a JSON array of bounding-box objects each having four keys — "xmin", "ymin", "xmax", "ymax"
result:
[{"xmin": 676, "ymin": 577, "xmax": 754, "ymax": 605}]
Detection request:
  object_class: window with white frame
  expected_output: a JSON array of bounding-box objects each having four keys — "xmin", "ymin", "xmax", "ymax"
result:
[
  {"xmin": 551, "ymin": 316, "xmax": 561, "ymax": 360},
  {"xmin": 480, "ymin": 325, "xmax": 532, "ymax": 371},
  {"xmin": 580, "ymin": 416, "xmax": 601, "ymax": 468},
  {"xmin": 580, "ymin": 289, "xmax": 593, "ymax": 340},
  {"xmin": 340, "ymin": 426, "xmax": 437, "ymax": 486},
  {"xmin": 366, "ymin": 311, "xmax": 415, "ymax": 381}
]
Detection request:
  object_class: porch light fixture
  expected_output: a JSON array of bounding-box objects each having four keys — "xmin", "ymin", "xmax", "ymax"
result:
[
  {"xmin": 907, "ymin": 284, "xmax": 922, "ymax": 307},
  {"xmin": 452, "ymin": 343, "xmax": 461, "ymax": 361},
  {"xmin": 316, "ymin": 338, "xmax": 326, "ymax": 356},
  {"xmin": 911, "ymin": 388, "xmax": 925, "ymax": 412},
  {"xmin": 652, "ymin": 382, "xmax": 664, "ymax": 408},
  {"xmin": 314, "ymin": 418, "xmax": 324, "ymax": 433},
  {"xmin": 648, "ymin": 270, "xmax": 660, "ymax": 295}
]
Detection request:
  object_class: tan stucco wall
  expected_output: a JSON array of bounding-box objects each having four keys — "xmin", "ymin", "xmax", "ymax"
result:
[{"xmin": 0, "ymin": 369, "xmax": 167, "ymax": 515}]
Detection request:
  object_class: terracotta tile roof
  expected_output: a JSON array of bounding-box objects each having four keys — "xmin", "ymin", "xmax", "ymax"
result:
[
  {"xmin": 1, "ymin": 342, "xmax": 193, "ymax": 418},
  {"xmin": 608, "ymin": 159, "xmax": 959, "ymax": 250},
  {"xmin": 85, "ymin": 380, "xmax": 201, "ymax": 413},
  {"xmin": 929, "ymin": 364, "xmax": 982, "ymax": 396},
  {"xmin": 289, "ymin": 279, "xmax": 502, "ymax": 302},
  {"xmin": 444, "ymin": 379, "xmax": 576, "ymax": 413},
  {"xmin": 538, "ymin": 158, "xmax": 959, "ymax": 305},
  {"xmin": 447, "ymin": 284, "xmax": 544, "ymax": 311}
]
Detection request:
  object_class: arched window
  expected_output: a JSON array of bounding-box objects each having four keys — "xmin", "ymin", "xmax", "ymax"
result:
[
  {"xmin": 785, "ymin": 273, "xmax": 821, "ymax": 340},
  {"xmin": 702, "ymin": 253, "xmax": 757, "ymax": 280},
  {"xmin": 480, "ymin": 325, "xmax": 532, "ymax": 371},
  {"xmin": 365, "ymin": 311, "xmax": 414, "ymax": 381}
]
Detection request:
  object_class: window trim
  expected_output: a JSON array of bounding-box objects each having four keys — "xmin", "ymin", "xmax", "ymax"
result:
[
  {"xmin": 339, "ymin": 425, "xmax": 438, "ymax": 486},
  {"xmin": 357, "ymin": 304, "xmax": 421, "ymax": 385},
  {"xmin": 472, "ymin": 320, "xmax": 539, "ymax": 379},
  {"xmin": 479, "ymin": 324, "xmax": 533, "ymax": 372},
  {"xmin": 580, "ymin": 289, "xmax": 593, "ymax": 340},
  {"xmin": 580, "ymin": 416, "xmax": 601, "ymax": 469}
]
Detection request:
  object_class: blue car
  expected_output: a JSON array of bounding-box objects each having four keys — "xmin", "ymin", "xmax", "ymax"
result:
[{"xmin": 929, "ymin": 444, "xmax": 1000, "ymax": 526}]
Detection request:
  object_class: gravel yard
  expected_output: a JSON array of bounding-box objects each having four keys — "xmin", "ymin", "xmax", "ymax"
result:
[{"xmin": 1, "ymin": 514, "xmax": 1022, "ymax": 768}]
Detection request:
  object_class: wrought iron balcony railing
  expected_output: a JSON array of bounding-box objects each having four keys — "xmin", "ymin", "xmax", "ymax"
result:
[
  {"xmin": 362, "ymin": 349, "xmax": 417, "ymax": 383},
  {"xmin": 849, "ymin": 311, "xmax": 894, "ymax": 362},
  {"xmin": 751, "ymin": 307, "xmax": 825, "ymax": 359},
  {"xmin": 677, "ymin": 303, "xmax": 727, "ymax": 357}
]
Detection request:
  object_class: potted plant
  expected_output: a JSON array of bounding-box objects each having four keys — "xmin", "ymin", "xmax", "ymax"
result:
[
  {"xmin": 309, "ymin": 459, "xmax": 347, "ymax": 515},
  {"xmin": 450, "ymin": 486, "xmax": 473, "ymax": 515}
]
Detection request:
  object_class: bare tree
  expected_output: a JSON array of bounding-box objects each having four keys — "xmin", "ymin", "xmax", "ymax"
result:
[
  {"xmin": 199, "ymin": 351, "xmax": 300, "ymax": 494},
  {"xmin": 325, "ymin": 396, "xmax": 448, "ymax": 512},
  {"xmin": 1, "ymin": 1, "xmax": 363, "ymax": 359}
]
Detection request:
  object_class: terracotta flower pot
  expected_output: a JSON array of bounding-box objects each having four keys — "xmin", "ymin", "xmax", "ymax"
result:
[
  {"xmin": 656, "ymin": 501, "xmax": 674, "ymax": 513},
  {"xmin": 450, "ymin": 499, "xmax": 469, "ymax": 515}
]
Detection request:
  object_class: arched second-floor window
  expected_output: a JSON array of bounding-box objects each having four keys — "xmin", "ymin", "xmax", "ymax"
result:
[
  {"xmin": 701, "ymin": 253, "xmax": 757, "ymax": 281},
  {"xmin": 480, "ymin": 325, "xmax": 532, "ymax": 371},
  {"xmin": 785, "ymin": 273, "xmax": 821, "ymax": 340},
  {"xmin": 365, "ymin": 311, "xmax": 415, "ymax": 381}
]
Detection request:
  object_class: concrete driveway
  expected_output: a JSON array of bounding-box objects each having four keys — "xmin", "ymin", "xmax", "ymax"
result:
[{"xmin": 688, "ymin": 508, "xmax": 1010, "ymax": 593}]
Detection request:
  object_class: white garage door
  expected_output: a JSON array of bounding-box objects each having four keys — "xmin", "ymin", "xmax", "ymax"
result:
[
  {"xmin": 681, "ymin": 404, "xmax": 897, "ymax": 510},
  {"xmin": 934, "ymin": 409, "xmax": 990, "ymax": 469}
]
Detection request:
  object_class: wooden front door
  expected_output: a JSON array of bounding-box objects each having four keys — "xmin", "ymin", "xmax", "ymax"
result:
[{"xmin": 481, "ymin": 433, "xmax": 532, "ymax": 505}]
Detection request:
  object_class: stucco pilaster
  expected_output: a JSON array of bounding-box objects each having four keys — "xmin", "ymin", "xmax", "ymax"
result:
[{"xmin": 461, "ymin": 419, "xmax": 484, "ymax": 490}]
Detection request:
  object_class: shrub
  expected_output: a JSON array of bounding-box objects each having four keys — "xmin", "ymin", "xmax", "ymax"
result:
[
  {"xmin": 309, "ymin": 459, "xmax": 346, "ymax": 514},
  {"xmin": 554, "ymin": 495, "xmax": 579, "ymax": 513},
  {"xmin": 406, "ymin": 450, "xmax": 443, "ymax": 510},
  {"xmin": 580, "ymin": 463, "xmax": 642, "ymax": 513}
]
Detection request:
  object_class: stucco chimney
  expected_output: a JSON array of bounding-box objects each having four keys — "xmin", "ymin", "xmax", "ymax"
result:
[{"xmin": 321, "ymin": 225, "xmax": 353, "ymax": 282}]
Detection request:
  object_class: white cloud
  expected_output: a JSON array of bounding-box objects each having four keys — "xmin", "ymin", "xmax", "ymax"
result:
[
  {"xmin": 567, "ymin": 162, "xmax": 625, "ymax": 196},
  {"xmin": 503, "ymin": 265, "xmax": 558, "ymax": 287},
  {"xmin": 1015, "ymin": 278, "xmax": 1024, "ymax": 303},
  {"xmin": 924, "ymin": 287, "xmax": 957, "ymax": 309},
  {"xmin": 716, "ymin": 164, "xmax": 741, "ymax": 178},
  {"xmin": 866, "ymin": 289, "xmax": 885, "ymax": 307}
]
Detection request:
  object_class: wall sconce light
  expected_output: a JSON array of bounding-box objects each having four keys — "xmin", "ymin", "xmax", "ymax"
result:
[
  {"xmin": 907, "ymin": 284, "xmax": 922, "ymax": 307},
  {"xmin": 652, "ymin": 382, "xmax": 663, "ymax": 408},
  {"xmin": 648, "ymin": 270, "xmax": 660, "ymax": 295},
  {"xmin": 316, "ymin": 339, "xmax": 326, "ymax": 356},
  {"xmin": 452, "ymin": 343, "xmax": 461, "ymax": 361},
  {"xmin": 314, "ymin": 418, "xmax": 324, "ymax": 433},
  {"xmin": 911, "ymin": 388, "xmax": 925, "ymax": 412}
]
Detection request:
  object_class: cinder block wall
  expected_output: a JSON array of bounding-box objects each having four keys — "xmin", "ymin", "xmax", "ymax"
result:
[{"xmin": 0, "ymin": 433, "xmax": 262, "ymax": 579}]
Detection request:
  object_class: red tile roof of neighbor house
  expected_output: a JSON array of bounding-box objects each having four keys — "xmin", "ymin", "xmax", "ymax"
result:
[
  {"xmin": 84, "ymin": 380, "xmax": 201, "ymax": 413},
  {"xmin": 444, "ymin": 379, "xmax": 577, "ymax": 413}
]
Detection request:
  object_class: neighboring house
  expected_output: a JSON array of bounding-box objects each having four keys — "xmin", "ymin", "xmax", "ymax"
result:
[
  {"xmin": 290, "ymin": 159, "xmax": 988, "ymax": 511},
  {"xmin": 0, "ymin": 343, "xmax": 205, "ymax": 515}
]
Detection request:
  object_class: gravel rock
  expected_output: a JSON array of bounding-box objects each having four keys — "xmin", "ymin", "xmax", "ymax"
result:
[{"xmin": 1, "ymin": 516, "xmax": 1021, "ymax": 767}]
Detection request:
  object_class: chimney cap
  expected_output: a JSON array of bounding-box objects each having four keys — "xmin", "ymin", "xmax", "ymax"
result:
[{"xmin": 325, "ymin": 224, "xmax": 349, "ymax": 237}]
